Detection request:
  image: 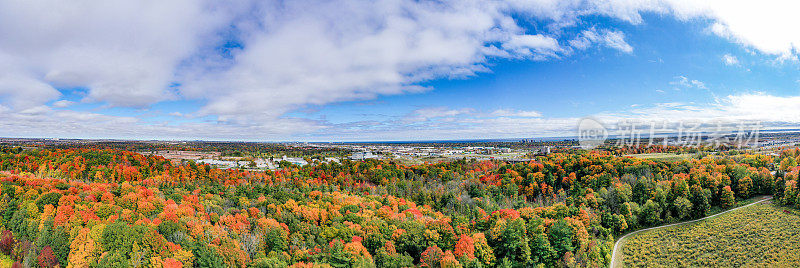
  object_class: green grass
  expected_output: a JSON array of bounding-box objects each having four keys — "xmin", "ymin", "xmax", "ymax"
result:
[
  {"xmin": 622, "ymin": 202, "xmax": 800, "ymax": 267},
  {"xmin": 623, "ymin": 153, "xmax": 695, "ymax": 162}
]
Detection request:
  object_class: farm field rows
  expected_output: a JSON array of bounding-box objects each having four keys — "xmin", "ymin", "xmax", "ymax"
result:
[{"xmin": 622, "ymin": 202, "xmax": 800, "ymax": 267}]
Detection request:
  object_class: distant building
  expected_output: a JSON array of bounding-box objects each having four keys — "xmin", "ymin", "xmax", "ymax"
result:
[
  {"xmin": 196, "ymin": 159, "xmax": 238, "ymax": 168},
  {"xmin": 350, "ymin": 151, "xmax": 378, "ymax": 160},
  {"xmin": 281, "ymin": 155, "xmax": 308, "ymax": 166}
]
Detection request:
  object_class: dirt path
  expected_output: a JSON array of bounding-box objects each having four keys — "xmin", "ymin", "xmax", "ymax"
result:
[{"xmin": 609, "ymin": 196, "xmax": 772, "ymax": 268}]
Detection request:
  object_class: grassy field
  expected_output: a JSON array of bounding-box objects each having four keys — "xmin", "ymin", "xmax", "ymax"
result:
[
  {"xmin": 623, "ymin": 153, "xmax": 695, "ymax": 162},
  {"xmin": 622, "ymin": 202, "xmax": 800, "ymax": 267}
]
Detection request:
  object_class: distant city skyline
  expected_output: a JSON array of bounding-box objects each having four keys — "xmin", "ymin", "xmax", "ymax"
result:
[{"xmin": 2, "ymin": 1, "xmax": 800, "ymax": 141}]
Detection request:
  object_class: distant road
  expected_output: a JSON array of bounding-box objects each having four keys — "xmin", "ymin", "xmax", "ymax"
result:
[{"xmin": 609, "ymin": 196, "xmax": 773, "ymax": 268}]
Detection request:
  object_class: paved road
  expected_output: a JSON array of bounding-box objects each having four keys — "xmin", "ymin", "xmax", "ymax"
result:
[{"xmin": 609, "ymin": 196, "xmax": 773, "ymax": 268}]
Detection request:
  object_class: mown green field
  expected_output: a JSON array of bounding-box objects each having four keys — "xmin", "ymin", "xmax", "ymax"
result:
[
  {"xmin": 622, "ymin": 202, "xmax": 800, "ymax": 267},
  {"xmin": 623, "ymin": 153, "xmax": 695, "ymax": 162}
]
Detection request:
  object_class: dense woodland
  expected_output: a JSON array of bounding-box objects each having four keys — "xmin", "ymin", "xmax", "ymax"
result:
[{"xmin": 0, "ymin": 145, "xmax": 796, "ymax": 267}]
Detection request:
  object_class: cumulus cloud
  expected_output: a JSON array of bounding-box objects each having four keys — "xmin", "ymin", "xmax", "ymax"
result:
[
  {"xmin": 2, "ymin": 0, "xmax": 800, "ymax": 140},
  {"xmin": 0, "ymin": 0, "xmax": 227, "ymax": 109},
  {"xmin": 181, "ymin": 0, "xmax": 582, "ymax": 124},
  {"xmin": 0, "ymin": 72, "xmax": 61, "ymax": 110},
  {"xmin": 696, "ymin": 1, "xmax": 800, "ymax": 58},
  {"xmin": 544, "ymin": 0, "xmax": 800, "ymax": 59},
  {"xmin": 502, "ymin": 35, "xmax": 562, "ymax": 59}
]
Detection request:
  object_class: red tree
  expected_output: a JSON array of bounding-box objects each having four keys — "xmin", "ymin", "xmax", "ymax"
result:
[
  {"xmin": 37, "ymin": 246, "xmax": 58, "ymax": 268},
  {"xmin": 453, "ymin": 234, "xmax": 475, "ymax": 259},
  {"xmin": 420, "ymin": 245, "xmax": 444, "ymax": 267},
  {"xmin": 0, "ymin": 230, "xmax": 14, "ymax": 255}
]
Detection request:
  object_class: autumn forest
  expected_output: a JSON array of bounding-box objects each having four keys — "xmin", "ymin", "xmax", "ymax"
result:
[{"xmin": 0, "ymin": 145, "xmax": 799, "ymax": 268}]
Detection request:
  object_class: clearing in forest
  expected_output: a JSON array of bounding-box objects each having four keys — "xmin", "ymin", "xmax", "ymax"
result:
[{"xmin": 621, "ymin": 202, "xmax": 800, "ymax": 267}]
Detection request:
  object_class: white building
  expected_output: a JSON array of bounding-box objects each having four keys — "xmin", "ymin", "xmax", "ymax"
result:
[{"xmin": 350, "ymin": 151, "xmax": 378, "ymax": 160}]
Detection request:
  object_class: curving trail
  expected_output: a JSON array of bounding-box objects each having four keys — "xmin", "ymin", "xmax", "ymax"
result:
[{"xmin": 609, "ymin": 196, "xmax": 773, "ymax": 268}]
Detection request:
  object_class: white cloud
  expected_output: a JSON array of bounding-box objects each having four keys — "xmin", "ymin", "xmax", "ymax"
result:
[
  {"xmin": 602, "ymin": 30, "xmax": 635, "ymax": 53},
  {"xmin": 570, "ymin": 28, "xmax": 633, "ymax": 53},
  {"xmin": 0, "ymin": 72, "xmax": 61, "ymax": 110},
  {"xmin": 691, "ymin": 80, "xmax": 706, "ymax": 89},
  {"xmin": 721, "ymin": 93, "xmax": 800, "ymax": 122},
  {"xmin": 599, "ymin": 93, "xmax": 800, "ymax": 125},
  {"xmin": 403, "ymin": 107, "xmax": 473, "ymax": 123},
  {"xmin": 2, "ymin": 92, "xmax": 800, "ymax": 142},
  {"xmin": 491, "ymin": 109, "xmax": 542, "ymax": 117},
  {"xmin": 417, "ymin": 108, "xmax": 472, "ymax": 118},
  {"xmin": 654, "ymin": 0, "xmax": 800, "ymax": 59},
  {"xmin": 722, "ymin": 54, "xmax": 740, "ymax": 66},
  {"xmin": 2, "ymin": 0, "xmax": 800, "ymax": 140},
  {"xmin": 358, "ymin": 93, "xmax": 800, "ymax": 141},
  {"xmin": 52, "ymin": 100, "xmax": 74, "ymax": 108},
  {"xmin": 0, "ymin": 108, "xmax": 321, "ymax": 141},
  {"xmin": 0, "ymin": 0, "xmax": 228, "ymax": 109},
  {"xmin": 544, "ymin": 0, "xmax": 800, "ymax": 59},
  {"xmin": 502, "ymin": 34, "xmax": 562, "ymax": 58},
  {"xmin": 180, "ymin": 1, "xmax": 584, "ymax": 125},
  {"xmin": 670, "ymin": 75, "xmax": 707, "ymax": 90},
  {"xmin": 701, "ymin": 3, "xmax": 799, "ymax": 57}
]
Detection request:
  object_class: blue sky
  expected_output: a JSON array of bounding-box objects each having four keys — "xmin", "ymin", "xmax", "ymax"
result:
[
  {"xmin": 313, "ymin": 14, "xmax": 791, "ymax": 119},
  {"xmin": 1, "ymin": 1, "xmax": 800, "ymax": 141}
]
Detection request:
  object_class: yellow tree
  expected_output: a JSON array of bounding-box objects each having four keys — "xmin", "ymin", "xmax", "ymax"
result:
[{"xmin": 66, "ymin": 228, "xmax": 99, "ymax": 268}]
